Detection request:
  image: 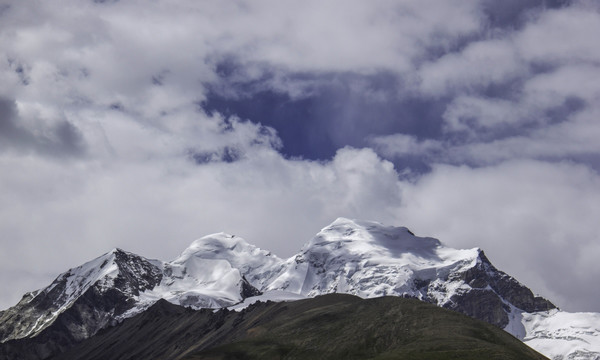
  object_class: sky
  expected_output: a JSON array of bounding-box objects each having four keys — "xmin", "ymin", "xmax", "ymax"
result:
[{"xmin": 1, "ymin": 0, "xmax": 599, "ymax": 313}]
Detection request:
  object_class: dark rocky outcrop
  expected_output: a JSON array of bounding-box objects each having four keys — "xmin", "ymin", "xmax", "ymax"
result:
[
  {"xmin": 439, "ymin": 250, "xmax": 555, "ymax": 328},
  {"xmin": 240, "ymin": 276, "xmax": 262, "ymax": 299}
]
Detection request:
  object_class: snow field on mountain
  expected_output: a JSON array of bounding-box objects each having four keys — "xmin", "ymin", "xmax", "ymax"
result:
[
  {"xmin": 264, "ymin": 218, "xmax": 481, "ymax": 301},
  {"xmin": 4, "ymin": 217, "xmax": 599, "ymax": 360},
  {"xmin": 522, "ymin": 310, "xmax": 600, "ymax": 360}
]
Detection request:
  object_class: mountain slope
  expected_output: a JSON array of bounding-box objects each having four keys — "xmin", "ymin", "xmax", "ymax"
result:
[
  {"xmin": 1, "ymin": 218, "xmax": 595, "ymax": 360},
  {"xmin": 149, "ymin": 232, "xmax": 279, "ymax": 309},
  {"xmin": 48, "ymin": 294, "xmax": 549, "ymax": 360},
  {"xmin": 0, "ymin": 248, "xmax": 162, "ymax": 344},
  {"xmin": 264, "ymin": 218, "xmax": 555, "ymax": 328},
  {"xmin": 0, "ymin": 233, "xmax": 276, "ymax": 342}
]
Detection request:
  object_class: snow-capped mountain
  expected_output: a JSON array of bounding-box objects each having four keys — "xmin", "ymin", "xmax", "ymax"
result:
[
  {"xmin": 0, "ymin": 248, "xmax": 163, "ymax": 344},
  {"xmin": 134, "ymin": 232, "xmax": 280, "ymax": 310},
  {"xmin": 0, "ymin": 234, "xmax": 273, "ymax": 345},
  {"xmin": 0, "ymin": 218, "xmax": 597, "ymax": 360},
  {"xmin": 517, "ymin": 310, "xmax": 600, "ymax": 360},
  {"xmin": 265, "ymin": 218, "xmax": 555, "ymax": 329}
]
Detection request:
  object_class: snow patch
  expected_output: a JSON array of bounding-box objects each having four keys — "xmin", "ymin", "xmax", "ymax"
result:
[
  {"xmin": 227, "ymin": 291, "xmax": 306, "ymax": 311},
  {"xmin": 521, "ymin": 310, "xmax": 600, "ymax": 360}
]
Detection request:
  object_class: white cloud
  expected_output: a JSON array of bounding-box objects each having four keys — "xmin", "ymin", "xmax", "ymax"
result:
[
  {"xmin": 516, "ymin": 4, "xmax": 600, "ymax": 65},
  {"xmin": 523, "ymin": 65, "xmax": 600, "ymax": 105},
  {"xmin": 369, "ymin": 133, "xmax": 443, "ymax": 157},
  {"xmin": 418, "ymin": 39, "xmax": 524, "ymax": 96},
  {"xmin": 442, "ymin": 95, "xmax": 529, "ymax": 134},
  {"xmin": 1, "ymin": 0, "xmax": 600, "ymax": 317},
  {"xmin": 445, "ymin": 104, "xmax": 600, "ymax": 164}
]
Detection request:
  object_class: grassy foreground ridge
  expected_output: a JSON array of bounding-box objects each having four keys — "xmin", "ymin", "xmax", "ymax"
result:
[{"xmin": 48, "ymin": 294, "xmax": 547, "ymax": 360}]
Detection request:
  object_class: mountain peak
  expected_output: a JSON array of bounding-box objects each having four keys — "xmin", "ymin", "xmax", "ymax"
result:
[
  {"xmin": 109, "ymin": 247, "xmax": 128, "ymax": 255},
  {"xmin": 175, "ymin": 233, "xmax": 281, "ymax": 268},
  {"xmin": 0, "ymin": 247, "xmax": 163, "ymax": 343},
  {"xmin": 180, "ymin": 233, "xmax": 254, "ymax": 257},
  {"xmin": 311, "ymin": 218, "xmax": 442, "ymax": 259},
  {"xmin": 139, "ymin": 233, "xmax": 276, "ymax": 310}
]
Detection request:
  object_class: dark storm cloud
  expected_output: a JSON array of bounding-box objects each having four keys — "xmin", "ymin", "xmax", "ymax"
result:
[{"xmin": 0, "ymin": 97, "xmax": 86, "ymax": 157}]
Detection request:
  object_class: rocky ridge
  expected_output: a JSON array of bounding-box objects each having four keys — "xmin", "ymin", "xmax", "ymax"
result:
[{"xmin": 1, "ymin": 218, "xmax": 594, "ymax": 360}]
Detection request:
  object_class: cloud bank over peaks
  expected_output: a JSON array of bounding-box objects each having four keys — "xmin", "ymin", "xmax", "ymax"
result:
[
  {"xmin": 1, "ymin": 0, "xmax": 600, "ymax": 316},
  {"xmin": 0, "ymin": 143, "xmax": 405, "ymax": 309}
]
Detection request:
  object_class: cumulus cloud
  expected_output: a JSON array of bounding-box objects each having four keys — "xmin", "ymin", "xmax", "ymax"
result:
[
  {"xmin": 1, "ymin": 0, "xmax": 600, "ymax": 316},
  {"xmin": 0, "ymin": 96, "xmax": 86, "ymax": 156}
]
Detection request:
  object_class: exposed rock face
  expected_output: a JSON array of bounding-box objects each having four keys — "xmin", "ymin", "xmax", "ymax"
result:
[
  {"xmin": 0, "ymin": 249, "xmax": 163, "ymax": 343},
  {"xmin": 110, "ymin": 249, "xmax": 164, "ymax": 298},
  {"xmin": 439, "ymin": 250, "xmax": 555, "ymax": 328},
  {"xmin": 240, "ymin": 276, "xmax": 262, "ymax": 298}
]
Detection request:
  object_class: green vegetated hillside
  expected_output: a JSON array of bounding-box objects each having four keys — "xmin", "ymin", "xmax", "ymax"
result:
[{"xmin": 50, "ymin": 294, "xmax": 547, "ymax": 360}]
